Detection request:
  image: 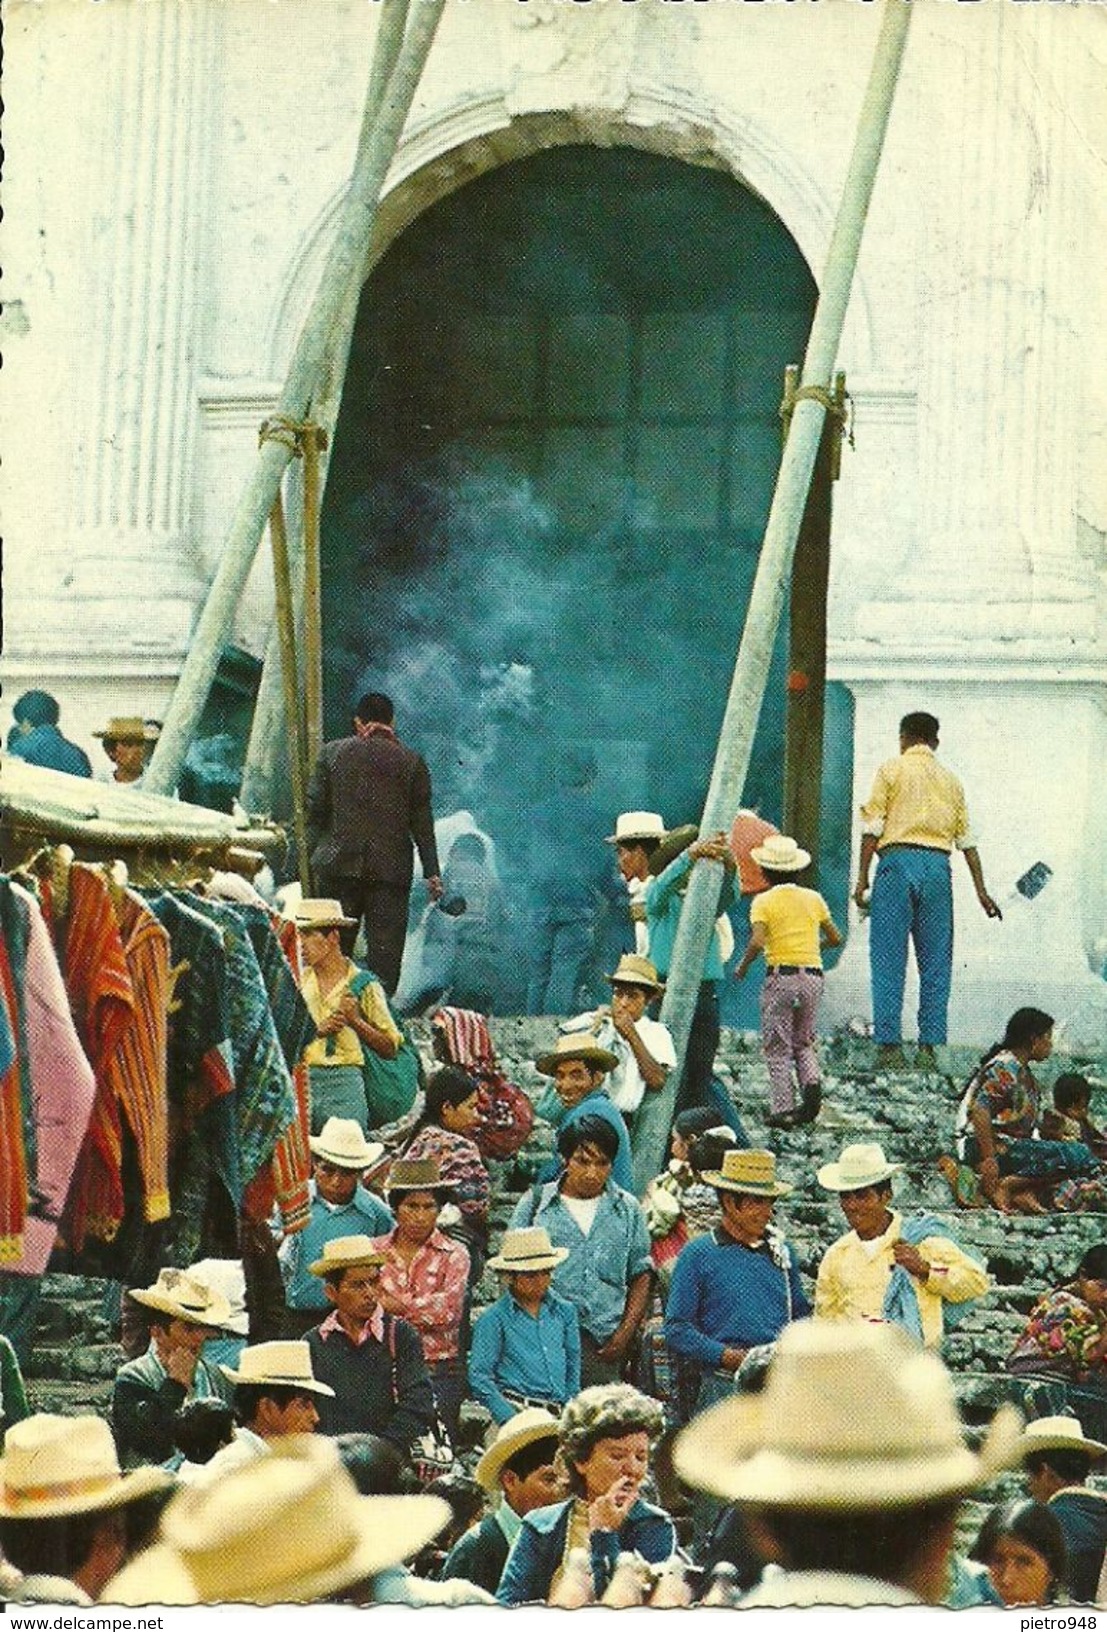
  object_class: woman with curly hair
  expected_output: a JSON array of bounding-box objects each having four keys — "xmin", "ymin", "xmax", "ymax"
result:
[{"xmin": 496, "ymin": 1383, "xmax": 675, "ymax": 1604}]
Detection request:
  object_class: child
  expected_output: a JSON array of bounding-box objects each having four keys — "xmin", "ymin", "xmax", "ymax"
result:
[
  {"xmin": 468, "ymin": 1227, "xmax": 580, "ymax": 1424},
  {"xmin": 1042, "ymin": 1073, "xmax": 1107, "ymax": 1159},
  {"xmin": 734, "ymin": 834, "xmax": 842, "ymax": 1129}
]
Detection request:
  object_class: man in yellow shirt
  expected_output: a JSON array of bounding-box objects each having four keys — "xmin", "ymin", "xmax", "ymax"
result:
[
  {"xmin": 814, "ymin": 1142, "xmax": 989, "ymax": 1349},
  {"xmin": 854, "ymin": 712, "xmax": 1000, "ymax": 1070}
]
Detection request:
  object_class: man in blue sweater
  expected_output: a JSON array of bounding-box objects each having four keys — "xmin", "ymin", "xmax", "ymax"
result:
[{"xmin": 665, "ymin": 1146, "xmax": 808, "ymax": 1415}]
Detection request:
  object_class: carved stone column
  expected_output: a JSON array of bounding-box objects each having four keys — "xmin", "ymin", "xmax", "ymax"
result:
[{"xmin": 30, "ymin": 0, "xmax": 220, "ymax": 664}]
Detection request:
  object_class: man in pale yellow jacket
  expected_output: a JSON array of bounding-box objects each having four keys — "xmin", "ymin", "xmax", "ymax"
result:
[{"xmin": 814, "ymin": 1142, "xmax": 989, "ymax": 1349}]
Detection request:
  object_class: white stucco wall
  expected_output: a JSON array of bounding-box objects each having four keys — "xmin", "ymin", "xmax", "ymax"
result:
[{"xmin": 2, "ymin": 0, "xmax": 1105, "ymax": 1041}]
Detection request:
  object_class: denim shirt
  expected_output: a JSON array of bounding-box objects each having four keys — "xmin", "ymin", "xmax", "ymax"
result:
[{"xmin": 510, "ymin": 1180, "xmax": 651, "ymax": 1344}]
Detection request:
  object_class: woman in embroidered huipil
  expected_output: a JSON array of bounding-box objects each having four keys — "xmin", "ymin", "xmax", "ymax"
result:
[
  {"xmin": 403, "ymin": 1067, "xmax": 491, "ymax": 1281},
  {"xmin": 1008, "ymin": 1243, "xmax": 1107, "ymax": 1441}
]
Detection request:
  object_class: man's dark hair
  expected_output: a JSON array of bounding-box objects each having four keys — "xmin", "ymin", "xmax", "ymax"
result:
[
  {"xmin": 1025, "ymin": 1447, "xmax": 1093, "ymax": 1486},
  {"xmin": 900, "ymin": 711, "xmax": 940, "ymax": 746},
  {"xmin": 13, "ymin": 690, "xmax": 60, "ymax": 727},
  {"xmin": 0, "ymin": 1511, "xmax": 112, "ymax": 1579},
  {"xmin": 233, "ymin": 1381, "xmax": 315, "ymax": 1428},
  {"xmin": 502, "ymin": 1434, "xmax": 560, "ymax": 1484},
  {"xmin": 1054, "ymin": 1073, "xmax": 1092, "ymax": 1115},
  {"xmin": 335, "ymin": 1432, "xmax": 417, "ymax": 1495},
  {"xmin": 754, "ymin": 1497, "xmax": 959, "ymax": 1585},
  {"xmin": 1076, "ymin": 1243, "xmax": 1107, "ymax": 1282},
  {"xmin": 355, "ymin": 692, "xmax": 395, "ymax": 725},
  {"xmin": 557, "ymin": 1114, "xmax": 620, "ymax": 1164},
  {"xmin": 674, "ymin": 1107, "xmax": 723, "ymax": 1144},
  {"xmin": 688, "ymin": 1130, "xmax": 738, "ymax": 1179},
  {"xmin": 174, "ymin": 1397, "xmax": 234, "ymax": 1464}
]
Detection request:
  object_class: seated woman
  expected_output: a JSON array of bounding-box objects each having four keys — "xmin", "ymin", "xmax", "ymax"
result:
[
  {"xmin": 402, "ymin": 1067, "xmax": 491, "ymax": 1282},
  {"xmin": 949, "ymin": 1007, "xmax": 1100, "ymax": 1213},
  {"xmin": 370, "ymin": 1158, "xmax": 470, "ymax": 1442},
  {"xmin": 969, "ymin": 1499, "xmax": 1067, "ymax": 1607},
  {"xmin": 496, "ymin": 1383, "xmax": 674, "ymax": 1604},
  {"xmin": 1007, "ymin": 1244, "xmax": 1107, "ymax": 1442}
]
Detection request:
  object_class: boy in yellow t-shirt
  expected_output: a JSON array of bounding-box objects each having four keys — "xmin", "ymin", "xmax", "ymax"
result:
[{"xmin": 735, "ymin": 835, "xmax": 842, "ymax": 1130}]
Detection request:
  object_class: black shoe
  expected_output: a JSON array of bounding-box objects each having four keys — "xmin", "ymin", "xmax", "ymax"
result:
[
  {"xmin": 766, "ymin": 1111, "xmax": 800, "ymax": 1131},
  {"xmin": 799, "ymin": 1082, "xmax": 822, "ymax": 1122}
]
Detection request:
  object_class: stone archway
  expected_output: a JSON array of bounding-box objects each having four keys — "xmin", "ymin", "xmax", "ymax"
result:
[{"xmin": 319, "ymin": 140, "xmax": 843, "ymax": 1018}]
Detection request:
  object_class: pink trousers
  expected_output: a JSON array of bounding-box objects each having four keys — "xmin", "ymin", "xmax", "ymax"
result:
[{"xmin": 760, "ymin": 968, "xmax": 823, "ymax": 1114}]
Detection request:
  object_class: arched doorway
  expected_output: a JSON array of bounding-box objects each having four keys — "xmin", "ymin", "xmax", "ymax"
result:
[{"xmin": 323, "ymin": 145, "xmax": 830, "ymax": 1014}]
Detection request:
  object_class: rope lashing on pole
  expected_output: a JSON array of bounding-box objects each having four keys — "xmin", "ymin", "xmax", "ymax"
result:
[
  {"xmin": 144, "ymin": 0, "xmax": 446, "ymax": 798},
  {"xmin": 630, "ymin": 0, "xmax": 914, "ymax": 1196},
  {"xmin": 780, "ymin": 372, "xmax": 854, "ymax": 481}
]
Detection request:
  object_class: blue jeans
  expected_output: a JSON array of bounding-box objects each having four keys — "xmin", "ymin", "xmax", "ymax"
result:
[
  {"xmin": 527, "ymin": 912, "xmax": 597, "ymax": 1014},
  {"xmin": 869, "ymin": 846, "xmax": 953, "ymax": 1045}
]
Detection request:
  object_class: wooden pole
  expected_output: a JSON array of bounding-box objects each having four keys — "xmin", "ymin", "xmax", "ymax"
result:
[
  {"xmin": 267, "ymin": 486, "xmax": 312, "ymax": 892},
  {"xmin": 632, "ymin": 0, "xmax": 913, "ymax": 1194},
  {"xmin": 238, "ymin": 0, "xmax": 412, "ymax": 807},
  {"xmin": 302, "ymin": 424, "xmax": 327, "ymax": 773},
  {"xmin": 145, "ymin": 0, "xmax": 443, "ymax": 796},
  {"xmin": 782, "ymin": 370, "xmax": 843, "ymax": 869}
]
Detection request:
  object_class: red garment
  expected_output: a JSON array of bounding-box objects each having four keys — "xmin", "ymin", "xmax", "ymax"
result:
[
  {"xmin": 370, "ymin": 1227, "xmax": 469, "ymax": 1362},
  {"xmin": 729, "ymin": 810, "xmax": 780, "ymax": 896},
  {"xmin": 57, "ymin": 865, "xmax": 135, "ymax": 1248},
  {"xmin": 101, "ymin": 891, "xmax": 172, "ymax": 1224},
  {"xmin": 0, "ymin": 934, "xmax": 29, "ymax": 1261}
]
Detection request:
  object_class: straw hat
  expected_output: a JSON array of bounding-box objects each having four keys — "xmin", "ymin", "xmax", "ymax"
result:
[
  {"xmin": 475, "ymin": 1409, "xmax": 561, "ymax": 1494},
  {"xmin": 129, "ymin": 1268, "xmax": 233, "ymax": 1329},
  {"xmin": 750, "ymin": 833, "xmax": 811, "ymax": 873},
  {"xmin": 0, "ymin": 1414, "xmax": 172, "ymax": 1519},
  {"xmin": 605, "ymin": 811, "xmax": 666, "ymax": 845},
  {"xmin": 219, "ymin": 1341, "xmax": 335, "ymax": 1397},
  {"xmin": 487, "ymin": 1227, "xmax": 570, "ymax": 1274},
  {"xmin": 702, "ymin": 1147, "xmax": 792, "ymax": 1199},
  {"xmin": 674, "ymin": 1320, "xmax": 1023, "ymax": 1510},
  {"xmin": 103, "ymin": 1436, "xmax": 450, "ymax": 1606},
  {"xmin": 535, "ymin": 1031, "xmax": 618, "ymax": 1077},
  {"xmin": 817, "ymin": 1142, "xmax": 903, "ymax": 1193},
  {"xmin": 385, "ymin": 1157, "xmax": 454, "ymax": 1194},
  {"xmin": 606, "ymin": 953, "xmax": 664, "ymax": 994},
  {"xmin": 94, "ymin": 716, "xmax": 159, "ymax": 744},
  {"xmin": 291, "ymin": 898, "xmax": 357, "ymax": 931},
  {"xmin": 1018, "ymin": 1415, "xmax": 1107, "ymax": 1461},
  {"xmin": 308, "ymin": 1235, "xmax": 387, "ymax": 1279},
  {"xmin": 187, "ymin": 1259, "xmax": 248, "ymax": 1338},
  {"xmin": 309, "ymin": 1118, "xmax": 384, "ymax": 1171}
]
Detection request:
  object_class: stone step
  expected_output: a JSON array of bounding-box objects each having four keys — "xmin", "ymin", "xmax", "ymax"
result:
[{"xmin": 26, "ymin": 1376, "xmax": 114, "ymax": 1418}]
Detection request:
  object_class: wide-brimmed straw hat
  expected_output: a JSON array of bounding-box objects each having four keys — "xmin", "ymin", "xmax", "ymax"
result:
[
  {"xmin": 605, "ymin": 811, "xmax": 666, "ymax": 845},
  {"xmin": 606, "ymin": 953, "xmax": 664, "ymax": 994},
  {"xmin": 1018, "ymin": 1415, "xmax": 1107, "ymax": 1461},
  {"xmin": 750, "ymin": 833, "xmax": 811, "ymax": 873},
  {"xmin": 674, "ymin": 1320, "xmax": 1023, "ymax": 1510},
  {"xmin": 103, "ymin": 1436, "xmax": 450, "ymax": 1606},
  {"xmin": 219, "ymin": 1341, "xmax": 335, "ymax": 1398},
  {"xmin": 187, "ymin": 1259, "xmax": 248, "ymax": 1338},
  {"xmin": 94, "ymin": 716, "xmax": 159, "ymax": 744},
  {"xmin": 475, "ymin": 1408, "xmax": 561, "ymax": 1494},
  {"xmin": 817, "ymin": 1142, "xmax": 903, "ymax": 1193},
  {"xmin": 129, "ymin": 1268, "xmax": 233, "ymax": 1329},
  {"xmin": 487, "ymin": 1226, "xmax": 570, "ymax": 1275},
  {"xmin": 291, "ymin": 898, "xmax": 357, "ymax": 931},
  {"xmin": 702, "ymin": 1147, "xmax": 792, "ymax": 1198},
  {"xmin": 309, "ymin": 1118, "xmax": 384, "ymax": 1171},
  {"xmin": 385, "ymin": 1158, "xmax": 454, "ymax": 1194},
  {"xmin": 535, "ymin": 1031, "xmax": 618, "ymax": 1077},
  {"xmin": 0, "ymin": 1414, "xmax": 172, "ymax": 1519},
  {"xmin": 308, "ymin": 1235, "xmax": 387, "ymax": 1279}
]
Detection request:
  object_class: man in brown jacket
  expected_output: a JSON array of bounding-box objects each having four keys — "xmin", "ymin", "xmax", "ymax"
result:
[{"xmin": 308, "ymin": 692, "xmax": 442, "ymax": 991}]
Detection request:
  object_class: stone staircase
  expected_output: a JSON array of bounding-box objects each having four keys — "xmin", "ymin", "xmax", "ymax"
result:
[{"xmin": 24, "ymin": 1018, "xmax": 1107, "ymax": 1529}]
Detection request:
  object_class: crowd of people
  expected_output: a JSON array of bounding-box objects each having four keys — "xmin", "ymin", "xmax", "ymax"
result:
[{"xmin": 1, "ymin": 695, "xmax": 1105, "ymax": 1608}]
